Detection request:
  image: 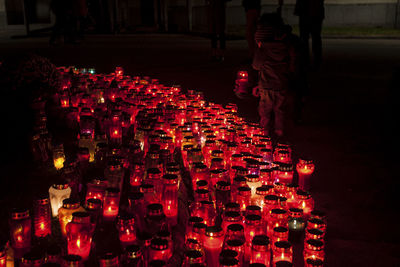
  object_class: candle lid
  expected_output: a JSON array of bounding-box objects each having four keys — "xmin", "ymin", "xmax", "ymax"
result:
[
  {"xmin": 233, "ymin": 176, "xmax": 247, "ymax": 186},
  {"xmin": 296, "ymin": 190, "xmax": 311, "ymax": 199},
  {"xmin": 226, "ymin": 238, "xmax": 245, "ymax": 248},
  {"xmin": 224, "ymin": 211, "xmax": 241, "ymax": 222},
  {"xmin": 225, "ymin": 202, "xmax": 240, "ymax": 212},
  {"xmin": 310, "ymin": 210, "xmax": 326, "ymax": 221},
  {"xmin": 273, "ymin": 226, "xmax": 288, "ymax": 234},
  {"xmin": 274, "ymin": 240, "xmax": 291, "ymax": 250},
  {"xmin": 162, "ymin": 174, "xmax": 178, "ymax": 184},
  {"xmin": 166, "ymin": 162, "xmax": 179, "ymax": 169},
  {"xmin": 298, "ymin": 158, "xmax": 314, "ymax": 165},
  {"xmin": 185, "ymin": 250, "xmax": 203, "ymax": 260},
  {"xmin": 193, "ymin": 163, "xmax": 207, "ymax": 171},
  {"xmin": 305, "ymin": 258, "xmax": 324, "ymax": 266},
  {"xmin": 306, "ymin": 228, "xmax": 324, "ymax": 238},
  {"xmin": 166, "ymin": 168, "xmax": 180, "ymax": 176},
  {"xmin": 219, "ymin": 249, "xmax": 238, "ymax": 260},
  {"xmin": 260, "ymin": 168, "xmax": 272, "ymax": 174},
  {"xmin": 245, "ymin": 205, "xmax": 261, "ymax": 215},
  {"xmin": 151, "ymin": 238, "xmax": 168, "ymax": 250},
  {"xmin": 275, "ymin": 261, "xmax": 293, "ymax": 267},
  {"xmin": 227, "ymin": 223, "xmax": 244, "ymax": 233},
  {"xmin": 147, "ymin": 168, "xmax": 162, "ymax": 179},
  {"xmin": 249, "ymin": 264, "xmax": 267, "ymax": 267},
  {"xmin": 305, "ymin": 239, "xmax": 324, "ymax": 251},
  {"xmin": 137, "ymin": 231, "xmax": 153, "ymax": 246},
  {"xmin": 252, "ymin": 235, "xmax": 270, "ymax": 250},
  {"xmin": 147, "ymin": 203, "xmax": 164, "ymax": 217},
  {"xmin": 35, "ymin": 195, "xmax": 50, "ymax": 205},
  {"xmin": 195, "ymin": 189, "xmax": 210, "ymax": 199},
  {"xmin": 237, "ymin": 186, "xmax": 251, "ymax": 196},
  {"xmin": 211, "ymin": 150, "xmax": 224, "ymax": 157},
  {"xmin": 99, "ymin": 253, "xmax": 119, "ymax": 265},
  {"xmin": 125, "ymin": 244, "xmax": 142, "ymax": 259},
  {"xmin": 196, "ymin": 180, "xmax": 208, "ymax": 189},
  {"xmin": 52, "ymin": 180, "xmax": 69, "ymax": 190},
  {"xmin": 193, "ymin": 222, "xmax": 207, "ymax": 234},
  {"xmin": 246, "ymin": 174, "xmax": 260, "ymax": 182},
  {"xmin": 264, "ymin": 194, "xmax": 279, "ymax": 203},
  {"xmin": 219, "ymin": 257, "xmax": 239, "ymax": 267},
  {"xmin": 118, "ymin": 213, "xmax": 135, "ymax": 224},
  {"xmin": 289, "ymin": 208, "xmax": 303, "ymax": 217},
  {"xmin": 22, "ymin": 251, "xmax": 44, "ymax": 264},
  {"xmin": 307, "ymin": 218, "xmax": 325, "ymax": 229},
  {"xmin": 62, "ymin": 254, "xmax": 82, "ymax": 264},
  {"xmin": 189, "ymin": 216, "xmax": 204, "ymax": 225},
  {"xmin": 157, "ymin": 229, "xmax": 171, "ymax": 239},
  {"xmin": 140, "ymin": 183, "xmax": 154, "ymax": 193},
  {"xmin": 72, "ymin": 211, "xmax": 91, "ymax": 223},
  {"xmin": 256, "ymin": 186, "xmax": 273, "ymax": 195},
  {"xmin": 245, "ymin": 214, "xmax": 262, "ymax": 225},
  {"xmin": 271, "ymin": 209, "xmax": 288, "ymax": 219},
  {"xmin": 205, "ymin": 225, "xmax": 223, "ymax": 237},
  {"xmin": 216, "ymin": 181, "xmax": 231, "ymax": 191},
  {"xmin": 62, "ymin": 198, "xmax": 80, "ymax": 209},
  {"xmin": 149, "ymin": 259, "xmax": 166, "ymax": 267}
]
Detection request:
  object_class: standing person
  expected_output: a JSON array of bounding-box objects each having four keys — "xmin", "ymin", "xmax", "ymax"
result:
[
  {"xmin": 252, "ymin": 13, "xmax": 296, "ymax": 137},
  {"xmin": 50, "ymin": 0, "xmax": 68, "ymax": 45},
  {"xmin": 294, "ymin": 0, "xmax": 325, "ymax": 69},
  {"xmin": 242, "ymin": 0, "xmax": 261, "ymax": 60},
  {"xmin": 209, "ymin": 0, "xmax": 229, "ymax": 62}
]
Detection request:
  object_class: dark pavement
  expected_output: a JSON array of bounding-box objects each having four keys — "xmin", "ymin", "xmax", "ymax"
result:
[{"xmin": 1, "ymin": 34, "xmax": 399, "ymax": 266}]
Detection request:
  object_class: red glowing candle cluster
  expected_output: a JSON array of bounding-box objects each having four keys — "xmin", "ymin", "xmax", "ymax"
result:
[{"xmin": 6, "ymin": 66, "xmax": 326, "ymax": 266}]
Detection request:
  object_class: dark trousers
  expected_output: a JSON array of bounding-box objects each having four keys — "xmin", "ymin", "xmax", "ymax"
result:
[
  {"xmin": 259, "ymin": 89, "xmax": 286, "ymax": 133},
  {"xmin": 299, "ymin": 16, "xmax": 323, "ymax": 67},
  {"xmin": 209, "ymin": 3, "xmax": 226, "ymax": 50}
]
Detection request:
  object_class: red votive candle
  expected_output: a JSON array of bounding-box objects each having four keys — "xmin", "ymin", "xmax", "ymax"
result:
[
  {"xmin": 117, "ymin": 213, "xmax": 136, "ymax": 248},
  {"xmin": 9, "ymin": 208, "xmax": 31, "ymax": 254},
  {"xmin": 33, "ymin": 195, "xmax": 51, "ymax": 238},
  {"xmin": 272, "ymin": 241, "xmax": 292, "ymax": 266},
  {"xmin": 66, "ymin": 212, "xmax": 94, "ymax": 261},
  {"xmin": 250, "ymin": 235, "xmax": 271, "ymax": 266},
  {"xmin": 203, "ymin": 226, "xmax": 224, "ymax": 267},
  {"xmin": 102, "ymin": 188, "xmax": 120, "ymax": 222},
  {"xmin": 303, "ymin": 239, "xmax": 325, "ymax": 266},
  {"xmin": 296, "ymin": 159, "xmax": 315, "ymax": 191}
]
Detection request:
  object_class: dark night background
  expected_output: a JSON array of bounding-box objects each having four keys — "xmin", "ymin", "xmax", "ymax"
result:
[{"xmin": 0, "ymin": 0, "xmax": 400, "ymax": 266}]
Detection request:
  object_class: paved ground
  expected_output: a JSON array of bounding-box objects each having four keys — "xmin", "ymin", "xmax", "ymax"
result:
[{"xmin": 1, "ymin": 34, "xmax": 399, "ymax": 266}]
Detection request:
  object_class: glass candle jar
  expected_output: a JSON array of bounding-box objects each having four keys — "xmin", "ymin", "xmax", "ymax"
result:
[
  {"xmin": 244, "ymin": 215, "xmax": 263, "ymax": 260},
  {"xmin": 0, "ymin": 246, "xmax": 6, "ymax": 267},
  {"xmin": 149, "ymin": 238, "xmax": 171, "ymax": 262},
  {"xmin": 99, "ymin": 253, "xmax": 120, "ymax": 267},
  {"xmin": 250, "ymin": 235, "xmax": 271, "ymax": 266},
  {"xmin": 85, "ymin": 198, "xmax": 102, "ymax": 226},
  {"xmin": 85, "ymin": 178, "xmax": 107, "ymax": 204},
  {"xmin": 215, "ymin": 181, "xmax": 231, "ymax": 215},
  {"xmin": 260, "ymin": 169, "xmax": 273, "ymax": 186},
  {"xmin": 296, "ymin": 159, "xmax": 315, "ymax": 191},
  {"xmin": 66, "ymin": 212, "xmax": 94, "ymax": 261},
  {"xmin": 303, "ymin": 239, "xmax": 324, "ymax": 266},
  {"xmin": 184, "ymin": 250, "xmax": 205, "ymax": 267},
  {"xmin": 141, "ymin": 183, "xmax": 159, "ymax": 206},
  {"xmin": 58, "ymin": 198, "xmax": 85, "ymax": 237},
  {"xmin": 253, "ymin": 186, "xmax": 273, "ymax": 208},
  {"xmin": 49, "ymin": 180, "xmax": 71, "ymax": 217},
  {"xmin": 117, "ymin": 213, "xmax": 136, "ymax": 248},
  {"xmin": 146, "ymin": 168, "xmax": 163, "ymax": 197},
  {"xmin": 53, "ymin": 144, "xmax": 65, "ymax": 170},
  {"xmin": 9, "ymin": 208, "xmax": 31, "ymax": 252},
  {"xmin": 272, "ymin": 227, "xmax": 289, "ymax": 244},
  {"xmin": 203, "ymin": 226, "xmax": 224, "ymax": 267},
  {"xmin": 305, "ymin": 228, "xmax": 325, "ymax": 242},
  {"xmin": 21, "ymin": 251, "xmax": 44, "ymax": 267},
  {"xmin": 102, "ymin": 188, "xmax": 121, "ymax": 222},
  {"xmin": 304, "ymin": 258, "xmax": 324, "ymax": 267},
  {"xmin": 306, "ymin": 218, "xmax": 327, "ymax": 233},
  {"xmin": 275, "ymin": 164, "xmax": 293, "ymax": 185},
  {"xmin": 124, "ymin": 244, "xmax": 143, "ymax": 266},
  {"xmin": 272, "ymin": 241, "xmax": 292, "ymax": 266},
  {"xmin": 145, "ymin": 203, "xmax": 167, "ymax": 236},
  {"xmin": 222, "ymin": 211, "xmax": 242, "ymax": 234},
  {"xmin": 104, "ymin": 160, "xmax": 124, "ymax": 191},
  {"xmin": 268, "ymin": 209, "xmax": 288, "ymax": 238},
  {"xmin": 288, "ymin": 208, "xmax": 305, "ymax": 243},
  {"xmin": 246, "ymin": 175, "xmax": 262, "ymax": 201},
  {"xmin": 33, "ymin": 195, "xmax": 51, "ymax": 238},
  {"xmin": 161, "ymin": 174, "xmax": 179, "ymax": 227},
  {"xmin": 263, "ymin": 195, "xmax": 280, "ymax": 223},
  {"xmin": 237, "ymin": 186, "xmax": 251, "ymax": 213},
  {"xmin": 295, "ymin": 190, "xmax": 314, "ymax": 219},
  {"xmin": 62, "ymin": 254, "xmax": 83, "ymax": 267}
]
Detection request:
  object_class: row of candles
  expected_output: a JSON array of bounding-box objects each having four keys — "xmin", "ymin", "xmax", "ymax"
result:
[{"xmin": 2, "ymin": 67, "xmax": 323, "ymax": 267}]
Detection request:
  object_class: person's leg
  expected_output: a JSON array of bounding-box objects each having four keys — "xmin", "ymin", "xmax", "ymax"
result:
[
  {"xmin": 246, "ymin": 9, "xmax": 260, "ymax": 58},
  {"xmin": 258, "ymin": 89, "xmax": 274, "ymax": 135},
  {"xmin": 311, "ymin": 17, "xmax": 323, "ymax": 68},
  {"xmin": 299, "ymin": 16, "xmax": 311, "ymax": 67},
  {"xmin": 273, "ymin": 90, "xmax": 287, "ymax": 136}
]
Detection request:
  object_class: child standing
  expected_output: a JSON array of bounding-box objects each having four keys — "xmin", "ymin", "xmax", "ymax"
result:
[{"xmin": 252, "ymin": 13, "xmax": 296, "ymax": 137}]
